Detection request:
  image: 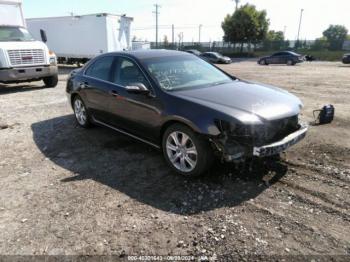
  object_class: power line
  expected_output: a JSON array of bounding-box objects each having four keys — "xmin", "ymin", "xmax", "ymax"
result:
[{"xmin": 133, "ymin": 24, "xmax": 220, "ymax": 30}]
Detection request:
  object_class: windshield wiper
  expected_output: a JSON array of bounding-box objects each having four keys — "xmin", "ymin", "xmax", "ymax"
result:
[{"xmin": 212, "ymin": 80, "xmax": 231, "ymax": 86}]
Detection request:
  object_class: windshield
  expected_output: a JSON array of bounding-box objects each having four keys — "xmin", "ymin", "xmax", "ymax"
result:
[
  {"xmin": 0, "ymin": 27, "xmax": 35, "ymax": 42},
  {"xmin": 212, "ymin": 52, "xmax": 222, "ymax": 57},
  {"xmin": 144, "ymin": 56, "xmax": 233, "ymax": 91}
]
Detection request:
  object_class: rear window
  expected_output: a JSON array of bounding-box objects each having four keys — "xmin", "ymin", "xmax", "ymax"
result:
[{"xmin": 85, "ymin": 56, "xmax": 115, "ymax": 82}]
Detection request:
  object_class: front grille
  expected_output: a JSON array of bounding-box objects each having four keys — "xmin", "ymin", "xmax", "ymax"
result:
[
  {"xmin": 228, "ymin": 115, "xmax": 299, "ymax": 147},
  {"xmin": 7, "ymin": 49, "xmax": 45, "ymax": 66}
]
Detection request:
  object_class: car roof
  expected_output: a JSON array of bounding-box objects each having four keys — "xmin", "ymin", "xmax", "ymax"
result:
[
  {"xmin": 274, "ymin": 51, "xmax": 300, "ymax": 56},
  {"xmin": 107, "ymin": 49, "xmax": 191, "ymax": 60}
]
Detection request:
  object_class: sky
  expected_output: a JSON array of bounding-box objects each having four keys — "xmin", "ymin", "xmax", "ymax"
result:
[{"xmin": 22, "ymin": 0, "xmax": 350, "ymax": 42}]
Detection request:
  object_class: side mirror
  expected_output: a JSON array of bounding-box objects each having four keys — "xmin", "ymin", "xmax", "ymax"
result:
[
  {"xmin": 40, "ymin": 29, "xmax": 47, "ymax": 43},
  {"xmin": 125, "ymin": 83, "xmax": 150, "ymax": 95}
]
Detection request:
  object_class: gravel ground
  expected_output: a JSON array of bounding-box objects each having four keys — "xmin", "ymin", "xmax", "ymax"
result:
[{"xmin": 0, "ymin": 61, "xmax": 349, "ymax": 260}]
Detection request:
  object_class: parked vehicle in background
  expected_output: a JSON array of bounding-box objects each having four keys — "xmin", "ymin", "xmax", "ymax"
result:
[
  {"xmin": 200, "ymin": 52, "xmax": 231, "ymax": 64},
  {"xmin": 66, "ymin": 50, "xmax": 307, "ymax": 177},
  {"xmin": 27, "ymin": 13, "xmax": 133, "ymax": 65},
  {"xmin": 258, "ymin": 51, "xmax": 304, "ymax": 66},
  {"xmin": 185, "ymin": 49, "xmax": 202, "ymax": 56},
  {"xmin": 0, "ymin": 0, "xmax": 58, "ymax": 87},
  {"xmin": 342, "ymin": 53, "xmax": 350, "ymax": 64},
  {"xmin": 132, "ymin": 41, "xmax": 150, "ymax": 51}
]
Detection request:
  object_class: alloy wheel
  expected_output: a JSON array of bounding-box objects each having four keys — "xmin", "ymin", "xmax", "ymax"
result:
[
  {"xmin": 74, "ymin": 98, "xmax": 87, "ymax": 126},
  {"xmin": 166, "ymin": 131, "xmax": 198, "ymax": 173}
]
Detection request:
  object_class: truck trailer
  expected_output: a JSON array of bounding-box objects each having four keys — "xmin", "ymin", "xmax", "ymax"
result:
[
  {"xmin": 27, "ymin": 13, "xmax": 133, "ymax": 65},
  {"xmin": 0, "ymin": 0, "xmax": 58, "ymax": 86}
]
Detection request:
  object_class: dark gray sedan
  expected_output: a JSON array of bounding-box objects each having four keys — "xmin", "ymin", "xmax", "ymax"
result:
[
  {"xmin": 342, "ymin": 54, "xmax": 350, "ymax": 64},
  {"xmin": 200, "ymin": 52, "xmax": 232, "ymax": 64},
  {"xmin": 258, "ymin": 51, "xmax": 304, "ymax": 66},
  {"xmin": 66, "ymin": 50, "xmax": 307, "ymax": 177}
]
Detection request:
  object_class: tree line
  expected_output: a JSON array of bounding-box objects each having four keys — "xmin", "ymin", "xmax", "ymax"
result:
[{"xmin": 221, "ymin": 4, "xmax": 349, "ymax": 52}]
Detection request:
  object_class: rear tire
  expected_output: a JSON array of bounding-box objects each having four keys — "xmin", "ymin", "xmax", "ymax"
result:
[
  {"xmin": 259, "ymin": 59, "xmax": 268, "ymax": 65},
  {"xmin": 43, "ymin": 74, "xmax": 58, "ymax": 87},
  {"xmin": 162, "ymin": 124, "xmax": 214, "ymax": 177},
  {"xmin": 73, "ymin": 95, "xmax": 92, "ymax": 128}
]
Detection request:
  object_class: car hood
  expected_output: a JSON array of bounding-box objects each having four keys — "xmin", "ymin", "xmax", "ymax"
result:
[
  {"xmin": 220, "ymin": 56, "xmax": 231, "ymax": 60},
  {"xmin": 171, "ymin": 80, "xmax": 302, "ymax": 123}
]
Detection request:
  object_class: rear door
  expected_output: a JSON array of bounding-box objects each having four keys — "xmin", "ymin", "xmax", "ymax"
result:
[
  {"xmin": 279, "ymin": 52, "xmax": 289, "ymax": 63},
  {"xmin": 270, "ymin": 52, "xmax": 282, "ymax": 64},
  {"xmin": 79, "ymin": 56, "xmax": 116, "ymax": 122}
]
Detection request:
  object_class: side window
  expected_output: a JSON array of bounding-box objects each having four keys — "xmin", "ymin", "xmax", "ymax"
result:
[
  {"xmin": 114, "ymin": 58, "xmax": 148, "ymax": 87},
  {"xmin": 85, "ymin": 56, "xmax": 115, "ymax": 82}
]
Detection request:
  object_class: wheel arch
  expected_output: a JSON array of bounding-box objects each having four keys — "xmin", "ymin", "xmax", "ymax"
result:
[
  {"xmin": 159, "ymin": 116, "xmax": 220, "ymax": 144},
  {"xmin": 70, "ymin": 93, "xmax": 79, "ymax": 108}
]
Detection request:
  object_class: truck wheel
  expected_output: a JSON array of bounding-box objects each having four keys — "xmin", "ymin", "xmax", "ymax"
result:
[
  {"xmin": 162, "ymin": 124, "xmax": 214, "ymax": 177},
  {"xmin": 43, "ymin": 75, "xmax": 58, "ymax": 87}
]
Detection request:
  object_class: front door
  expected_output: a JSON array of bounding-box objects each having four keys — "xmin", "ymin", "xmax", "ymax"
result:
[{"xmin": 107, "ymin": 57, "xmax": 162, "ymax": 143}]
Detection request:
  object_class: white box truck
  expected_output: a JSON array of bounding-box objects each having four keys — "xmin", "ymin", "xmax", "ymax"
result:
[
  {"xmin": 27, "ymin": 13, "xmax": 133, "ymax": 65},
  {"xmin": 0, "ymin": 0, "xmax": 58, "ymax": 87}
]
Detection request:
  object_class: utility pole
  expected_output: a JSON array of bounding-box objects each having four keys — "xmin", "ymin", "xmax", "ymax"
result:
[
  {"xmin": 283, "ymin": 26, "xmax": 287, "ymax": 37},
  {"xmin": 172, "ymin": 24, "xmax": 175, "ymax": 46},
  {"xmin": 153, "ymin": 4, "xmax": 161, "ymax": 48},
  {"xmin": 297, "ymin": 9, "xmax": 304, "ymax": 42},
  {"xmin": 199, "ymin": 24, "xmax": 202, "ymax": 44},
  {"xmin": 233, "ymin": 0, "xmax": 240, "ymax": 11}
]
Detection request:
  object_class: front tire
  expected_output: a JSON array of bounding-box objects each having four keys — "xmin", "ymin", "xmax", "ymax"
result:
[
  {"xmin": 287, "ymin": 60, "xmax": 295, "ymax": 66},
  {"xmin": 162, "ymin": 124, "xmax": 214, "ymax": 177},
  {"xmin": 43, "ymin": 74, "xmax": 58, "ymax": 87},
  {"xmin": 73, "ymin": 96, "xmax": 91, "ymax": 128}
]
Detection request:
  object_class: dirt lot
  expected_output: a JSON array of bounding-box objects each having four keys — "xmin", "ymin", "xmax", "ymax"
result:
[{"xmin": 0, "ymin": 61, "xmax": 349, "ymax": 260}]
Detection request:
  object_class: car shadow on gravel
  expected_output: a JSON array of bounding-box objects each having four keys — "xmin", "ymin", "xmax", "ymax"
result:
[{"xmin": 31, "ymin": 115, "xmax": 288, "ymax": 215}]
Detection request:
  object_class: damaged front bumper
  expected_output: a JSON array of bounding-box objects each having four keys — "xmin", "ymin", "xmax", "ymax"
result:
[
  {"xmin": 212, "ymin": 123, "xmax": 308, "ymax": 161},
  {"xmin": 253, "ymin": 124, "xmax": 308, "ymax": 157}
]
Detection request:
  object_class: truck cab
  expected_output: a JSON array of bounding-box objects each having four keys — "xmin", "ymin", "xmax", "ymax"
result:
[{"xmin": 0, "ymin": 0, "xmax": 58, "ymax": 87}]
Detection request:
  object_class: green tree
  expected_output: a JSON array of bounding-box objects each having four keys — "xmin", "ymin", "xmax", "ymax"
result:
[
  {"xmin": 322, "ymin": 25, "xmax": 348, "ymax": 50},
  {"xmin": 222, "ymin": 4, "xmax": 269, "ymax": 52},
  {"xmin": 266, "ymin": 30, "xmax": 284, "ymax": 41},
  {"xmin": 263, "ymin": 30, "xmax": 285, "ymax": 51}
]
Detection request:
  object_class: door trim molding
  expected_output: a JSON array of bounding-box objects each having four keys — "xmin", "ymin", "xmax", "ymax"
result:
[{"xmin": 92, "ymin": 117, "xmax": 161, "ymax": 149}]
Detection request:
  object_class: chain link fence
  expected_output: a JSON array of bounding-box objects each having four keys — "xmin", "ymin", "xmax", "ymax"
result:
[{"xmin": 150, "ymin": 40, "xmax": 350, "ymax": 60}]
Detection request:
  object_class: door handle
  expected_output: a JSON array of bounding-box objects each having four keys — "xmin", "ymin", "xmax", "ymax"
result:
[
  {"xmin": 109, "ymin": 90, "xmax": 119, "ymax": 97},
  {"xmin": 80, "ymin": 81, "xmax": 90, "ymax": 88}
]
